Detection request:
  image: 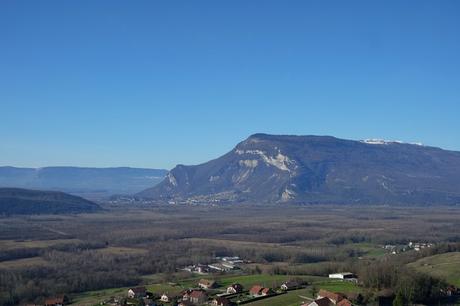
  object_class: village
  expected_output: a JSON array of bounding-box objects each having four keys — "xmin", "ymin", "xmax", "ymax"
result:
[
  {"xmin": 36, "ymin": 269, "xmax": 365, "ymax": 306},
  {"xmin": 381, "ymin": 241, "xmax": 435, "ymax": 255},
  {"xmin": 95, "ymin": 273, "xmax": 358, "ymax": 306}
]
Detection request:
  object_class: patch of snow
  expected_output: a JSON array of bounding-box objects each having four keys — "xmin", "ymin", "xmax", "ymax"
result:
[
  {"xmin": 361, "ymin": 139, "xmax": 424, "ymax": 146},
  {"xmin": 361, "ymin": 139, "xmax": 394, "ymax": 145}
]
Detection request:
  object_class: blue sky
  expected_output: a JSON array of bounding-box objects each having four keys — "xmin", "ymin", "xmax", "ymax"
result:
[{"xmin": 1, "ymin": 1, "xmax": 459, "ymax": 169}]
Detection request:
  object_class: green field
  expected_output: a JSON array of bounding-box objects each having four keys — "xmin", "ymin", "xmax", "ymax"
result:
[
  {"xmin": 408, "ymin": 252, "xmax": 460, "ymax": 287},
  {"xmin": 311, "ymin": 280, "xmax": 361, "ymax": 293},
  {"xmin": 70, "ymin": 287, "xmax": 128, "ymax": 306},
  {"xmin": 245, "ymin": 288, "xmax": 312, "ymax": 306},
  {"xmin": 350, "ymin": 243, "xmax": 387, "ymax": 257}
]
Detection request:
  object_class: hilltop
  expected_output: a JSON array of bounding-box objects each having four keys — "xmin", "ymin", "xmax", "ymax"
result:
[{"xmin": 0, "ymin": 188, "xmax": 102, "ymax": 214}]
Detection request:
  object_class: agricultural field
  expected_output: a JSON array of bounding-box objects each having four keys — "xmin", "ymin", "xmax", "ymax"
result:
[
  {"xmin": 311, "ymin": 280, "xmax": 362, "ymax": 293},
  {"xmin": 349, "ymin": 243, "xmax": 387, "ymax": 258},
  {"xmin": 0, "ymin": 256, "xmax": 50, "ymax": 269},
  {"xmin": 408, "ymin": 252, "xmax": 460, "ymax": 287},
  {"xmin": 0, "ymin": 238, "xmax": 81, "ymax": 251}
]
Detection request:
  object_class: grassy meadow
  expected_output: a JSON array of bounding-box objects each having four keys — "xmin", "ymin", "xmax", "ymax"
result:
[{"xmin": 408, "ymin": 252, "xmax": 460, "ymax": 287}]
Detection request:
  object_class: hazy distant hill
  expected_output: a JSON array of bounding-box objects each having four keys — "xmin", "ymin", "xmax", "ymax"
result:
[
  {"xmin": 0, "ymin": 167, "xmax": 167, "ymax": 199},
  {"xmin": 0, "ymin": 188, "xmax": 101, "ymax": 214},
  {"xmin": 138, "ymin": 134, "xmax": 460, "ymax": 205}
]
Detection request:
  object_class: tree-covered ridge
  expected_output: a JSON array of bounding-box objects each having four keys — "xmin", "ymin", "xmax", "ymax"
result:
[{"xmin": 0, "ymin": 188, "xmax": 101, "ymax": 214}]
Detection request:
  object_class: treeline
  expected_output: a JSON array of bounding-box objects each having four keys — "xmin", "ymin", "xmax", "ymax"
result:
[
  {"xmin": 0, "ymin": 241, "xmax": 106, "ymax": 262},
  {"xmin": 357, "ymin": 260, "xmax": 446, "ymax": 305}
]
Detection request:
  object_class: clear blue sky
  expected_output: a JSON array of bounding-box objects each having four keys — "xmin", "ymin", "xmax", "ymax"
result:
[{"xmin": 1, "ymin": 1, "xmax": 459, "ymax": 169}]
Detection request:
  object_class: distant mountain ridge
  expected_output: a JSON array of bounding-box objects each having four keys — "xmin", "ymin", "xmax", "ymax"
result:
[
  {"xmin": 0, "ymin": 166, "xmax": 167, "ymax": 199},
  {"xmin": 138, "ymin": 134, "xmax": 460, "ymax": 205},
  {"xmin": 0, "ymin": 188, "xmax": 101, "ymax": 215}
]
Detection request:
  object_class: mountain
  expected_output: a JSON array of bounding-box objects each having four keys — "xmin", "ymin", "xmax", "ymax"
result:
[
  {"xmin": 0, "ymin": 167, "xmax": 168, "ymax": 199},
  {"xmin": 137, "ymin": 134, "xmax": 460, "ymax": 205},
  {"xmin": 0, "ymin": 188, "xmax": 102, "ymax": 215}
]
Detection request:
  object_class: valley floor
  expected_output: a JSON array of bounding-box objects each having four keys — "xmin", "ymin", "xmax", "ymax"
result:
[{"xmin": 1, "ymin": 204, "xmax": 460, "ymax": 305}]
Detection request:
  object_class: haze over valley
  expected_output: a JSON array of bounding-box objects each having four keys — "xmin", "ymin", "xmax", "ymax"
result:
[{"xmin": 0, "ymin": 167, "xmax": 167, "ymax": 199}]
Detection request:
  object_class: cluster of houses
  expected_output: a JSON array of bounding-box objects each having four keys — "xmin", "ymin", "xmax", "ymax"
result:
[
  {"xmin": 182, "ymin": 257, "xmax": 245, "ymax": 274},
  {"xmin": 381, "ymin": 241, "xmax": 435, "ymax": 255},
  {"xmin": 408, "ymin": 241, "xmax": 434, "ymax": 252},
  {"xmin": 301, "ymin": 289, "xmax": 353, "ymax": 306},
  {"xmin": 382, "ymin": 244, "xmax": 403, "ymax": 254},
  {"xmin": 124, "ymin": 279, "xmax": 237, "ymax": 306},
  {"xmin": 120, "ymin": 278, "xmax": 306, "ymax": 306},
  {"xmin": 182, "ymin": 264, "xmax": 211, "ymax": 274}
]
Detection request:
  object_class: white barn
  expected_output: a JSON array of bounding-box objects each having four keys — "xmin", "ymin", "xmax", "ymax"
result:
[{"xmin": 328, "ymin": 272, "xmax": 357, "ymax": 280}]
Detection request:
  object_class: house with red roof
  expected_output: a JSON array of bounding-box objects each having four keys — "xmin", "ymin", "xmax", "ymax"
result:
[
  {"xmin": 44, "ymin": 295, "xmax": 69, "ymax": 306},
  {"xmin": 249, "ymin": 285, "xmax": 264, "ymax": 296},
  {"xmin": 337, "ymin": 299, "xmax": 353, "ymax": 306},
  {"xmin": 307, "ymin": 297, "xmax": 334, "ymax": 306},
  {"xmin": 318, "ymin": 289, "xmax": 346, "ymax": 304},
  {"xmin": 198, "ymin": 278, "xmax": 216, "ymax": 289},
  {"xmin": 189, "ymin": 290, "xmax": 208, "ymax": 305}
]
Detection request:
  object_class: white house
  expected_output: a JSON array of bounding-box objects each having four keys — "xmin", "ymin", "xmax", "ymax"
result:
[
  {"xmin": 160, "ymin": 293, "xmax": 171, "ymax": 302},
  {"xmin": 127, "ymin": 287, "xmax": 146, "ymax": 298},
  {"xmin": 226, "ymin": 283, "xmax": 243, "ymax": 294},
  {"xmin": 281, "ymin": 280, "xmax": 301, "ymax": 291}
]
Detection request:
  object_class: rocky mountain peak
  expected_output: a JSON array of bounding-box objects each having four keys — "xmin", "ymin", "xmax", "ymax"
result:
[{"xmin": 137, "ymin": 134, "xmax": 460, "ymax": 205}]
